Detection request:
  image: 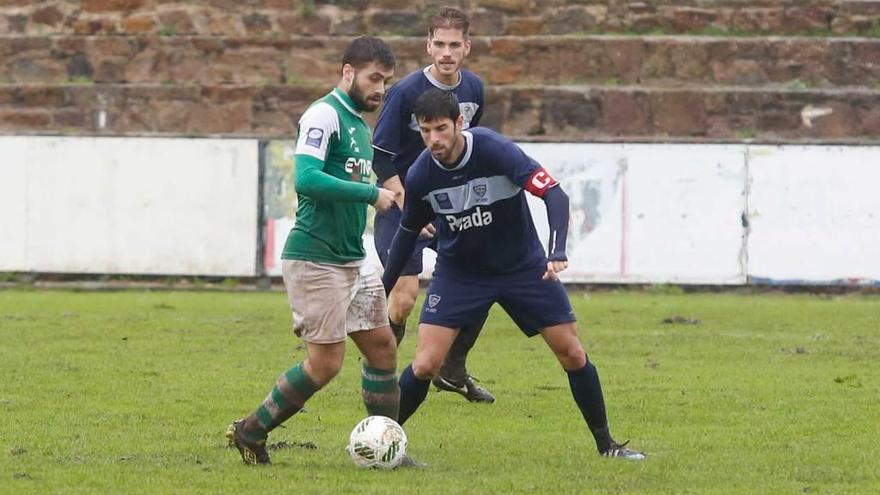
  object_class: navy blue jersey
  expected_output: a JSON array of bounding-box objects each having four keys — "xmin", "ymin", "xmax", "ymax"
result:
[
  {"xmin": 373, "ymin": 66, "xmax": 484, "ymax": 182},
  {"xmin": 400, "ymin": 128, "xmax": 560, "ymax": 278}
]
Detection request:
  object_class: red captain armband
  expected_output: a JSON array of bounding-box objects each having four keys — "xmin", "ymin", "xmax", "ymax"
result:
[{"xmin": 524, "ymin": 167, "xmax": 558, "ymax": 197}]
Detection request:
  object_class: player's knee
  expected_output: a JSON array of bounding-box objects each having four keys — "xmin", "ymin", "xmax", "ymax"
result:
[
  {"xmin": 389, "ymin": 297, "xmax": 416, "ymax": 320},
  {"xmin": 367, "ymin": 330, "xmax": 397, "ymax": 369},
  {"xmin": 305, "ymin": 357, "xmax": 344, "ymax": 386},
  {"xmin": 556, "ymin": 342, "xmax": 587, "ymax": 370},
  {"xmin": 411, "ymin": 355, "xmax": 442, "ymax": 380},
  {"xmin": 389, "ymin": 286, "xmax": 418, "ymax": 316}
]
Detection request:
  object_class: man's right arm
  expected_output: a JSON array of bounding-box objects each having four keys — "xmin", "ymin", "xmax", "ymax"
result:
[
  {"xmin": 294, "ymin": 103, "xmax": 380, "ymax": 205},
  {"xmin": 295, "ymin": 155, "xmax": 378, "ymax": 204}
]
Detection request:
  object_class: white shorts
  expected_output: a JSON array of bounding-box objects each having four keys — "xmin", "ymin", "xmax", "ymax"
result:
[{"xmin": 282, "ymin": 260, "xmax": 389, "ymax": 344}]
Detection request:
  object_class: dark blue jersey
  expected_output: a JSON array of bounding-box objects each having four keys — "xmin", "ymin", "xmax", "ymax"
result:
[
  {"xmin": 399, "ymin": 128, "xmax": 561, "ymax": 278},
  {"xmin": 372, "ymin": 66, "xmax": 484, "ymax": 183}
]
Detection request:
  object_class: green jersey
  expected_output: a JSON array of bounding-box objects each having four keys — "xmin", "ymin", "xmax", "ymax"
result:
[{"xmin": 282, "ymin": 88, "xmax": 379, "ymax": 264}]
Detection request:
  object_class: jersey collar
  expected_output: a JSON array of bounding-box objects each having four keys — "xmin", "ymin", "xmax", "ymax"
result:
[
  {"xmin": 423, "ymin": 65, "xmax": 462, "ymax": 90},
  {"xmin": 431, "ymin": 130, "xmax": 473, "ymax": 171},
  {"xmin": 331, "ymin": 88, "xmax": 363, "ymax": 118}
]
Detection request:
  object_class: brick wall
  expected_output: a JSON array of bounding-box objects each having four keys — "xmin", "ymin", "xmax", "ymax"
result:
[
  {"xmin": 3, "ymin": 1, "xmax": 880, "ymax": 36},
  {"xmin": 2, "ymin": 1, "xmax": 880, "ymax": 142}
]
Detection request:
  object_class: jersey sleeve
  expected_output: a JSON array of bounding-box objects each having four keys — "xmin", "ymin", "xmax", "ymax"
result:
[
  {"xmin": 373, "ymin": 147, "xmax": 396, "ymax": 184},
  {"xmin": 542, "ymin": 185, "xmax": 570, "ymax": 261},
  {"xmin": 400, "ymin": 167, "xmax": 435, "ymax": 231},
  {"xmin": 381, "ymin": 166, "xmax": 434, "ymax": 293},
  {"xmin": 494, "ymin": 138, "xmax": 559, "ymax": 198},
  {"xmin": 294, "ymin": 102, "xmax": 338, "ymax": 162},
  {"xmin": 293, "ymin": 103, "xmax": 378, "ymax": 204},
  {"xmin": 471, "ymin": 78, "xmax": 485, "ymax": 127},
  {"xmin": 489, "ymin": 136, "xmax": 567, "ymax": 258},
  {"xmin": 372, "ymin": 84, "xmax": 407, "ymax": 160}
]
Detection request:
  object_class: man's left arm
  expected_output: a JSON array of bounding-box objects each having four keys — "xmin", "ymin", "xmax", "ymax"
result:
[
  {"xmin": 499, "ymin": 141, "xmax": 570, "ymax": 280},
  {"xmin": 523, "ymin": 166, "xmax": 570, "ymax": 280},
  {"xmin": 538, "ymin": 184, "xmax": 570, "ymax": 280}
]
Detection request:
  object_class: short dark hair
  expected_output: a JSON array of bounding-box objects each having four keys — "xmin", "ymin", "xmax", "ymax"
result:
[
  {"xmin": 342, "ymin": 36, "xmax": 396, "ymax": 70},
  {"xmin": 429, "ymin": 7, "xmax": 470, "ymax": 38},
  {"xmin": 413, "ymin": 89, "xmax": 460, "ymax": 123}
]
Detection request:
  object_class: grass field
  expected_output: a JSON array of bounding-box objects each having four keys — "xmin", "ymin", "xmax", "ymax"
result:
[{"xmin": 1, "ymin": 288, "xmax": 878, "ymax": 494}]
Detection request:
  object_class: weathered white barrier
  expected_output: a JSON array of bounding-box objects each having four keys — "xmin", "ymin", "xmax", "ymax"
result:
[
  {"xmin": 1, "ymin": 136, "xmax": 259, "ymax": 276},
  {"xmin": 4, "ymin": 136, "xmax": 878, "ymax": 285}
]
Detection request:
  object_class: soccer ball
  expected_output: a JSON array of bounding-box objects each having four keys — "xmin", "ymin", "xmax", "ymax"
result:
[{"xmin": 347, "ymin": 415, "xmax": 407, "ymax": 469}]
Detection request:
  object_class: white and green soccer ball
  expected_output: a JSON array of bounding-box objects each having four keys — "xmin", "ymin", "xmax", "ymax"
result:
[{"xmin": 347, "ymin": 415, "xmax": 408, "ymax": 469}]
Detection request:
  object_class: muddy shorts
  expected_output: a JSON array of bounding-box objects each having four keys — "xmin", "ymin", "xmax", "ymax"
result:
[{"xmin": 282, "ymin": 260, "xmax": 389, "ymax": 344}]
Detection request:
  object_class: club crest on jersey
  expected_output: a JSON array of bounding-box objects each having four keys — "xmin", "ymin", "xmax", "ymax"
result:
[
  {"xmin": 445, "ymin": 207, "xmax": 493, "ymax": 232},
  {"xmin": 460, "ymin": 102, "xmax": 479, "ymax": 129},
  {"xmin": 434, "ymin": 192, "xmax": 453, "ymax": 210},
  {"xmin": 472, "ymin": 184, "xmax": 487, "ymax": 201},
  {"xmin": 305, "ymin": 127, "xmax": 323, "ymax": 148}
]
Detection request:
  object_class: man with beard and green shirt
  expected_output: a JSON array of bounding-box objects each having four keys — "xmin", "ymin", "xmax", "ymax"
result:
[{"xmin": 226, "ymin": 36, "xmax": 408, "ymax": 466}]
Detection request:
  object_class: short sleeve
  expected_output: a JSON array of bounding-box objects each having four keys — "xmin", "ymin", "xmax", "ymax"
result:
[{"xmin": 294, "ymin": 102, "xmax": 339, "ymax": 162}]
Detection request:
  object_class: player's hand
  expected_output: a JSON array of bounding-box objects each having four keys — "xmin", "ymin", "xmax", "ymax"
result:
[
  {"xmin": 542, "ymin": 260, "xmax": 568, "ymax": 281},
  {"xmin": 419, "ymin": 223, "xmax": 436, "ymax": 239},
  {"xmin": 372, "ymin": 187, "xmax": 400, "ymax": 213}
]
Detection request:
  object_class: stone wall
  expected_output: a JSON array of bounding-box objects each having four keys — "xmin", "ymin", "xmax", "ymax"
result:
[
  {"xmin": 2, "ymin": 0, "xmax": 880, "ymax": 36},
  {"xmin": 1, "ymin": 1, "xmax": 880, "ymax": 142},
  {"xmin": 3, "ymin": 83, "xmax": 877, "ymax": 141},
  {"xmin": 3, "ymin": 36, "xmax": 880, "ymax": 88}
]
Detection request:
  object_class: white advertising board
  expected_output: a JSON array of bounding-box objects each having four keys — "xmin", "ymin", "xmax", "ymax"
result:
[
  {"xmin": 266, "ymin": 142, "xmax": 749, "ymax": 284},
  {"xmin": 4, "ymin": 136, "xmax": 877, "ymax": 284},
  {"xmin": 0, "ymin": 136, "xmax": 259, "ymax": 276},
  {"xmin": 747, "ymin": 145, "xmax": 880, "ymax": 284},
  {"xmin": 0, "ymin": 138, "xmax": 28, "ymax": 269},
  {"xmin": 521, "ymin": 143, "xmax": 747, "ymax": 284}
]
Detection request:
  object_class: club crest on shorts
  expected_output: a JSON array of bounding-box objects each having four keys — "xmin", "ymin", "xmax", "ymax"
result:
[{"xmin": 427, "ymin": 294, "xmax": 441, "ymax": 308}]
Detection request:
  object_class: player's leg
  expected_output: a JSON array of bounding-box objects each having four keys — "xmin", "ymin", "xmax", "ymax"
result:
[
  {"xmin": 228, "ymin": 341, "xmax": 343, "ymax": 465},
  {"xmin": 539, "ymin": 323, "xmax": 609, "ymax": 449},
  {"xmin": 350, "ymin": 326, "xmax": 400, "ymax": 420},
  {"xmin": 374, "ymin": 207, "xmax": 419, "ymax": 345},
  {"xmin": 227, "ymin": 260, "xmax": 351, "ymax": 465},
  {"xmin": 539, "ymin": 323, "xmax": 643, "ymax": 459},
  {"xmin": 499, "ymin": 268, "xmax": 645, "ymax": 460},
  {"xmin": 398, "ymin": 273, "xmax": 495, "ymax": 424},
  {"xmin": 387, "ymin": 274, "xmax": 419, "ymax": 344},
  {"xmin": 398, "ymin": 322, "xmax": 459, "ymax": 425},
  {"xmin": 433, "ymin": 313, "xmax": 496, "ymax": 403},
  {"xmin": 347, "ymin": 263, "xmax": 400, "ymax": 421}
]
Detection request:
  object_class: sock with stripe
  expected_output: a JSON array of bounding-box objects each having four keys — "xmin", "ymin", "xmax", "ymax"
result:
[
  {"xmin": 242, "ymin": 362, "xmax": 320, "ymax": 440},
  {"xmin": 361, "ymin": 364, "xmax": 400, "ymax": 420}
]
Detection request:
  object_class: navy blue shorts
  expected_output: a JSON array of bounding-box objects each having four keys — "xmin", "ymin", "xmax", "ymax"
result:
[
  {"xmin": 419, "ymin": 265, "xmax": 577, "ymax": 337},
  {"xmin": 374, "ymin": 207, "xmax": 437, "ymax": 276}
]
